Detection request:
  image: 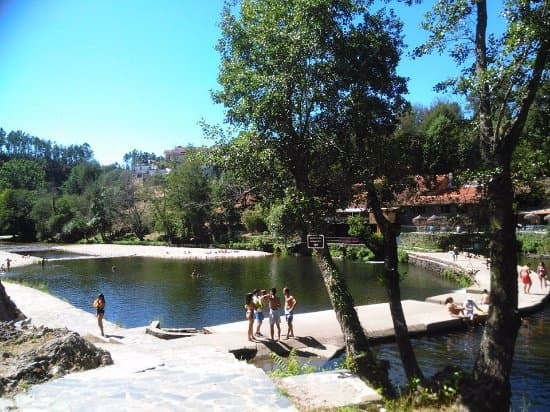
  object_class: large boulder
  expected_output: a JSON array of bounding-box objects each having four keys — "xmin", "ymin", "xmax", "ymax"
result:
[
  {"xmin": 0, "ymin": 280, "xmax": 25, "ymax": 322},
  {"xmin": 0, "ymin": 321, "xmax": 113, "ymax": 396}
]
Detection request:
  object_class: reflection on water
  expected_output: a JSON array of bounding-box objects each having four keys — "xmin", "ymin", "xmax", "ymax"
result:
[
  {"xmin": 8, "ymin": 255, "xmax": 456, "ymax": 328},
  {"xmin": 320, "ymin": 306, "xmax": 550, "ymax": 411}
]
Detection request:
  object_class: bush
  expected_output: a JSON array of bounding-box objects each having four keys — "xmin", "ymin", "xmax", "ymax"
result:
[
  {"xmin": 397, "ymin": 248, "xmax": 409, "ymax": 263},
  {"xmin": 241, "ymin": 207, "xmax": 267, "ymax": 233},
  {"xmin": 517, "ymin": 231, "xmax": 549, "ymax": 255},
  {"xmin": 329, "ymin": 245, "xmax": 374, "ymax": 262},
  {"xmin": 399, "ymin": 232, "xmax": 489, "ymax": 255}
]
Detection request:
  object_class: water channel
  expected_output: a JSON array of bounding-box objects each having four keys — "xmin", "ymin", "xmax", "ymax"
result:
[{"xmin": 5, "ymin": 253, "xmax": 549, "ymax": 411}]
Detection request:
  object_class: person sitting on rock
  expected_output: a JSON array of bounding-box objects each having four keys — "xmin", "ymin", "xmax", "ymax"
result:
[
  {"xmin": 445, "ymin": 297, "xmax": 464, "ymax": 316},
  {"xmin": 463, "ymin": 297, "xmax": 485, "ymax": 321}
]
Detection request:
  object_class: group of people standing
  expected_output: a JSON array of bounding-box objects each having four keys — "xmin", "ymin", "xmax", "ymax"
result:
[
  {"xmin": 519, "ymin": 261, "xmax": 547, "ymax": 294},
  {"xmin": 244, "ymin": 287, "xmax": 297, "ymax": 342}
]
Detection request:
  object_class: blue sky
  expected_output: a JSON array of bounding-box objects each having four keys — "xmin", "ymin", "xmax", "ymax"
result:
[{"xmin": 0, "ymin": 1, "xmax": 500, "ymax": 165}]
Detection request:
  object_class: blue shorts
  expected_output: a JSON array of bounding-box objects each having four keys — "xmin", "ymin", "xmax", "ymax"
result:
[
  {"xmin": 285, "ymin": 312, "xmax": 293, "ymax": 323},
  {"xmin": 255, "ymin": 312, "xmax": 264, "ymax": 322}
]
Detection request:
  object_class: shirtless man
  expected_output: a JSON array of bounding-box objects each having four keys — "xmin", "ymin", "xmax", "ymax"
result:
[
  {"xmin": 283, "ymin": 287, "xmax": 297, "ymax": 339},
  {"xmin": 268, "ymin": 287, "xmax": 281, "ymax": 341},
  {"xmin": 444, "ymin": 297, "xmax": 464, "ymax": 316}
]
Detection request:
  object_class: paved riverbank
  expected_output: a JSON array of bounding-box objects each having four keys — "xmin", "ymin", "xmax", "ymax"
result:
[
  {"xmin": 0, "ymin": 246, "xmax": 548, "ymax": 410},
  {"xmin": 1, "ymin": 281, "xmax": 295, "ymax": 411}
]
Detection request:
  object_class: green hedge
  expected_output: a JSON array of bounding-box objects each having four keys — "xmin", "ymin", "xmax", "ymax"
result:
[
  {"xmin": 398, "ymin": 232, "xmax": 488, "ymax": 254},
  {"xmin": 329, "ymin": 245, "xmax": 375, "ymax": 262},
  {"xmin": 517, "ymin": 231, "xmax": 549, "ymax": 255}
]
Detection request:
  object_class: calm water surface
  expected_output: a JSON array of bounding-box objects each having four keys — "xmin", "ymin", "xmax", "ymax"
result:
[
  {"xmin": 365, "ymin": 306, "xmax": 550, "ymax": 412},
  {"xmin": 9, "ymin": 255, "xmax": 455, "ymax": 328}
]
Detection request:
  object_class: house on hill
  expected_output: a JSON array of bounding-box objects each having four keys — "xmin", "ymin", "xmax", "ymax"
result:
[{"xmin": 164, "ymin": 146, "xmax": 187, "ymax": 163}]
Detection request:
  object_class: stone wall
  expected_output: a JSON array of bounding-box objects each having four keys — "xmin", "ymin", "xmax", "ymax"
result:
[{"xmin": 408, "ymin": 254, "xmax": 473, "ymax": 284}]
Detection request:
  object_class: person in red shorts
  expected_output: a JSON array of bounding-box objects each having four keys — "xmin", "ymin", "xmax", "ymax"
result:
[{"xmin": 519, "ymin": 264, "xmax": 532, "ymax": 294}]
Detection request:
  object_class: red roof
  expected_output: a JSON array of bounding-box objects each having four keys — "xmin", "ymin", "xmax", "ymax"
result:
[{"xmin": 398, "ymin": 175, "xmax": 483, "ymax": 206}]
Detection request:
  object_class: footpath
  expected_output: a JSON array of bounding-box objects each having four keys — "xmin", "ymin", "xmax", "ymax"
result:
[{"xmin": 0, "ymin": 250, "xmax": 548, "ymax": 411}]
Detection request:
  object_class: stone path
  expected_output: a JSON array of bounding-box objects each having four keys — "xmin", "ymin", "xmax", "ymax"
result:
[{"xmin": 1, "ymin": 282, "xmax": 295, "ymax": 412}]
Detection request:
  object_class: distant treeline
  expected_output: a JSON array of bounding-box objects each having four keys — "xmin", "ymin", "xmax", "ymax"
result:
[{"xmin": 0, "ymin": 128, "xmax": 93, "ymax": 186}]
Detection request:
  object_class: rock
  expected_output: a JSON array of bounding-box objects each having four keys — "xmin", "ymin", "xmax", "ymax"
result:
[
  {"xmin": 0, "ymin": 280, "xmax": 25, "ymax": 322},
  {"xmin": 0, "ymin": 321, "xmax": 113, "ymax": 396}
]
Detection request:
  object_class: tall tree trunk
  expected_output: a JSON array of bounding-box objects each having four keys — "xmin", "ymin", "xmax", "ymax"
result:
[
  {"xmin": 460, "ymin": 167, "xmax": 520, "ymax": 411},
  {"xmin": 382, "ymin": 226, "xmax": 425, "ymax": 383},
  {"xmin": 366, "ymin": 183, "xmax": 425, "ymax": 383},
  {"xmin": 461, "ymin": 2, "xmax": 548, "ymax": 410},
  {"xmin": 314, "ymin": 247, "xmax": 396, "ymax": 398}
]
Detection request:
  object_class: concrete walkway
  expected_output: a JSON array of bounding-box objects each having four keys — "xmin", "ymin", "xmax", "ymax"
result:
[
  {"xmin": 1, "ymin": 250, "xmax": 548, "ymax": 411},
  {"xmin": 1, "ymin": 282, "xmax": 295, "ymax": 412}
]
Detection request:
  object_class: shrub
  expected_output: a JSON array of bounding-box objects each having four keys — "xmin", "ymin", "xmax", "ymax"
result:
[
  {"xmin": 329, "ymin": 245, "xmax": 374, "ymax": 262},
  {"xmin": 397, "ymin": 248, "xmax": 409, "ymax": 263},
  {"xmin": 517, "ymin": 231, "xmax": 549, "ymax": 255},
  {"xmin": 241, "ymin": 207, "xmax": 267, "ymax": 233},
  {"xmin": 269, "ymin": 348, "xmax": 317, "ymax": 378}
]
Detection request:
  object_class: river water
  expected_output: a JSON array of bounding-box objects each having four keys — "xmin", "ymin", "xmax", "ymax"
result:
[
  {"xmin": 6, "ymin": 254, "xmax": 549, "ymax": 411},
  {"xmin": 8, "ymin": 255, "xmax": 456, "ymax": 328}
]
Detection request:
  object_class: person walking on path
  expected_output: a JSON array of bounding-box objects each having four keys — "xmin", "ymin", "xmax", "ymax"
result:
[
  {"xmin": 537, "ymin": 261, "xmax": 547, "ymax": 290},
  {"xmin": 283, "ymin": 287, "xmax": 297, "ymax": 339},
  {"xmin": 244, "ymin": 292, "xmax": 256, "ymax": 342},
  {"xmin": 5, "ymin": 258, "xmax": 11, "ymax": 272},
  {"xmin": 519, "ymin": 264, "xmax": 532, "ymax": 294},
  {"xmin": 268, "ymin": 287, "xmax": 281, "ymax": 341},
  {"xmin": 452, "ymin": 246, "xmax": 459, "ymax": 262},
  {"xmin": 93, "ymin": 293, "xmax": 106, "ymax": 337}
]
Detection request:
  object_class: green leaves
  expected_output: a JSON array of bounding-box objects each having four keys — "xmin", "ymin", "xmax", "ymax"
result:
[{"xmin": 0, "ymin": 159, "xmax": 46, "ymax": 192}]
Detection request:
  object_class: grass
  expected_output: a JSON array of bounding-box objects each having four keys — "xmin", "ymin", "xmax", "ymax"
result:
[{"xmin": 2, "ymin": 277, "xmax": 50, "ymax": 293}]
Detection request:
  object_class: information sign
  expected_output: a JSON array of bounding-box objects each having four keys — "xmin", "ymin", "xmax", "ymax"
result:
[{"xmin": 307, "ymin": 234, "xmax": 325, "ymax": 249}]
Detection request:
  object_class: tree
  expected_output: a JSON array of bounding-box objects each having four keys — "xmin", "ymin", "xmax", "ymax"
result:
[
  {"xmin": 89, "ymin": 188, "xmax": 114, "ymax": 242},
  {"xmin": 418, "ymin": 102, "xmax": 468, "ymax": 174},
  {"xmin": 61, "ymin": 161, "xmax": 101, "ymax": 195},
  {"xmin": 0, "ymin": 189, "xmax": 36, "ymax": 240},
  {"xmin": 0, "ymin": 159, "xmax": 46, "ymax": 191},
  {"xmin": 415, "ymin": 1, "xmax": 548, "ymax": 409},
  {"xmin": 512, "ymin": 82, "xmax": 550, "ymax": 205},
  {"xmin": 214, "ymin": 0, "xmax": 411, "ymax": 396},
  {"xmin": 166, "ymin": 154, "xmax": 211, "ymax": 243},
  {"xmin": 122, "ymin": 149, "xmax": 160, "ymax": 170},
  {"xmin": 150, "ymin": 181, "xmax": 178, "ymax": 243},
  {"xmin": 209, "ymin": 171, "xmax": 250, "ymax": 243}
]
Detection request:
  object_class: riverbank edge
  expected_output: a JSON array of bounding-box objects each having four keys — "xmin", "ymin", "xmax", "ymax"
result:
[
  {"xmin": 3, "ymin": 245, "xmax": 549, "ymax": 341},
  {"xmin": 1, "ymin": 244, "xmax": 549, "ymax": 410}
]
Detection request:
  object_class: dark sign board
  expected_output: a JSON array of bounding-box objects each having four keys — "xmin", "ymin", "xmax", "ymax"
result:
[{"xmin": 307, "ymin": 234, "xmax": 325, "ymax": 249}]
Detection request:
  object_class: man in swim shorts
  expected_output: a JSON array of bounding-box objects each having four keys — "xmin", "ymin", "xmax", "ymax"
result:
[
  {"xmin": 283, "ymin": 286, "xmax": 297, "ymax": 339},
  {"xmin": 268, "ymin": 287, "xmax": 281, "ymax": 341}
]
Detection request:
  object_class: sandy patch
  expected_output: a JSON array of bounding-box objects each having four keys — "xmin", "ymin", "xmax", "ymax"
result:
[
  {"xmin": 0, "ymin": 244, "xmax": 270, "ymax": 269},
  {"xmin": 56, "ymin": 244, "xmax": 271, "ymax": 259}
]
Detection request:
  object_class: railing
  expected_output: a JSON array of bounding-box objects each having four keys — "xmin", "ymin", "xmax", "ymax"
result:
[
  {"xmin": 325, "ymin": 236, "xmax": 361, "ymax": 245},
  {"xmin": 517, "ymin": 225, "xmax": 548, "ymax": 233}
]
